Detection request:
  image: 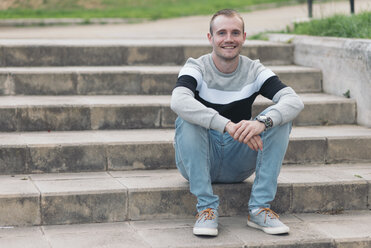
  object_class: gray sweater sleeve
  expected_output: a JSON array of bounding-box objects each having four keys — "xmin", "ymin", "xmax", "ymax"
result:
[
  {"xmin": 170, "ymin": 86, "xmax": 230, "ymax": 133},
  {"xmin": 264, "ymin": 87, "xmax": 304, "ymax": 127}
]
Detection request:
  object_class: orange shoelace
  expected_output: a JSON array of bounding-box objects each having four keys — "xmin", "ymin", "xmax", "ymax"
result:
[
  {"xmin": 256, "ymin": 208, "xmax": 280, "ymax": 223},
  {"xmin": 196, "ymin": 208, "xmax": 216, "ymax": 222}
]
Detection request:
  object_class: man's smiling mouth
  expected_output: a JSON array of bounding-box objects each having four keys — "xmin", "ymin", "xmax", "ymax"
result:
[{"xmin": 222, "ymin": 45, "xmax": 236, "ymax": 49}]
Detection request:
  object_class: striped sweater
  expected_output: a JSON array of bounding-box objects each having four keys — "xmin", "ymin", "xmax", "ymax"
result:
[{"xmin": 171, "ymin": 54, "xmax": 304, "ymax": 133}]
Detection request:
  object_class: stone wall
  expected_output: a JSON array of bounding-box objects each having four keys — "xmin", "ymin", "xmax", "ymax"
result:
[{"xmin": 269, "ymin": 34, "xmax": 371, "ymax": 127}]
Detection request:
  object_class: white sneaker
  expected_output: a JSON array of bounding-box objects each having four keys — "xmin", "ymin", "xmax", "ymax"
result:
[
  {"xmin": 193, "ymin": 208, "xmax": 218, "ymax": 236},
  {"xmin": 247, "ymin": 208, "xmax": 289, "ymax": 235}
]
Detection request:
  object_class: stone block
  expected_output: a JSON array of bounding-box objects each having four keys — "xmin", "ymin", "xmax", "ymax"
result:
[
  {"xmin": 13, "ymin": 73, "xmax": 76, "ymax": 95},
  {"xmin": 309, "ymin": 213, "xmax": 371, "ymax": 247},
  {"xmin": 0, "ymin": 47, "xmax": 3, "ymax": 66},
  {"xmin": 0, "ymin": 196, "xmax": 41, "ymax": 226},
  {"xmin": 90, "ymin": 106, "xmax": 162, "ymax": 130},
  {"xmin": 16, "ymin": 106, "xmax": 91, "ymax": 131},
  {"xmin": 0, "ymin": 108, "xmax": 17, "ymax": 131},
  {"xmin": 0, "ymin": 175, "xmax": 41, "ymax": 226},
  {"xmin": 221, "ymin": 217, "xmax": 332, "ymax": 248},
  {"xmin": 0, "ymin": 74, "xmax": 7, "ymax": 95},
  {"xmin": 41, "ymin": 192, "xmax": 127, "ymax": 225},
  {"xmin": 28, "ymin": 145, "xmax": 106, "ymax": 173},
  {"xmin": 60, "ymin": 145, "xmax": 106, "ymax": 172},
  {"xmin": 107, "ymin": 143, "xmax": 175, "ymax": 171},
  {"xmin": 244, "ymin": 45, "xmax": 293, "ymax": 65},
  {"xmin": 292, "ymin": 181, "xmax": 368, "ymax": 213},
  {"xmin": 284, "ymin": 138, "xmax": 326, "ymax": 164},
  {"xmin": 0, "ymin": 147, "xmax": 30, "ymax": 174},
  {"xmin": 141, "ymin": 73, "xmax": 176, "ymax": 95},
  {"xmin": 214, "ymin": 182, "xmax": 251, "ymax": 216},
  {"xmin": 3, "ymin": 46, "xmax": 130, "ymax": 66},
  {"xmin": 0, "ymin": 227, "xmax": 50, "ymax": 248},
  {"xmin": 183, "ymin": 46, "xmax": 211, "ymax": 61},
  {"xmin": 294, "ymin": 101, "xmax": 356, "ymax": 126},
  {"xmin": 327, "ymin": 137, "xmax": 371, "ymax": 163},
  {"xmin": 35, "ymin": 175, "xmax": 128, "ymax": 225},
  {"xmin": 0, "ymin": 73, "xmax": 14, "ymax": 95},
  {"xmin": 132, "ymin": 218, "xmax": 244, "ymax": 248},
  {"xmin": 276, "ymin": 70, "xmax": 322, "ymax": 93},
  {"xmin": 3, "ymin": 46, "xmax": 61, "ymax": 66},
  {"xmin": 128, "ymin": 189, "xmax": 196, "ymax": 220},
  {"xmin": 28, "ymin": 146, "xmax": 64, "ymax": 173},
  {"xmin": 335, "ymin": 239, "xmax": 371, "ymax": 248},
  {"xmin": 161, "ymin": 106, "xmax": 177, "ymax": 128},
  {"xmin": 64, "ymin": 46, "xmax": 129, "ymax": 66},
  {"xmin": 43, "ymin": 222, "xmax": 150, "ymax": 248},
  {"xmin": 113, "ymin": 170, "xmax": 196, "ymax": 220},
  {"xmin": 127, "ymin": 46, "xmax": 184, "ymax": 65},
  {"xmin": 272, "ymin": 183, "xmax": 292, "ymax": 213},
  {"xmin": 76, "ymin": 72, "xmax": 141, "ymax": 95}
]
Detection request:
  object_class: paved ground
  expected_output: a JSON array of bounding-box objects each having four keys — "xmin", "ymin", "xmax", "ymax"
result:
[
  {"xmin": 0, "ymin": 0, "xmax": 370, "ymax": 39},
  {"xmin": 1, "ymin": 211, "xmax": 371, "ymax": 248}
]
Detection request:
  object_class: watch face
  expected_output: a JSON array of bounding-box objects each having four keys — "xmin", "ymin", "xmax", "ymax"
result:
[
  {"xmin": 258, "ymin": 116, "xmax": 267, "ymax": 122},
  {"xmin": 257, "ymin": 115, "xmax": 272, "ymax": 130}
]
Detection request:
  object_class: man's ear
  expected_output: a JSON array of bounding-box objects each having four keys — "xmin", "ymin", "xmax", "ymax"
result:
[
  {"xmin": 207, "ymin": 33, "xmax": 213, "ymax": 44},
  {"xmin": 243, "ymin": 32, "xmax": 247, "ymax": 40}
]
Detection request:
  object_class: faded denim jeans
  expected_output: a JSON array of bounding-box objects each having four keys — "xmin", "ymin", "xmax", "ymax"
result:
[{"xmin": 174, "ymin": 113, "xmax": 292, "ymax": 212}]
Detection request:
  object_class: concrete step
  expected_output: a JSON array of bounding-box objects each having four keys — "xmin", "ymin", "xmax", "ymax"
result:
[
  {"xmin": 0, "ymin": 93, "xmax": 355, "ymax": 132},
  {"xmin": 0, "ymin": 164, "xmax": 370, "ymax": 226},
  {"xmin": 1, "ymin": 211, "xmax": 371, "ymax": 248},
  {"xmin": 0, "ymin": 65, "xmax": 322, "ymax": 95},
  {"xmin": 1, "ymin": 125, "xmax": 370, "ymax": 174},
  {"xmin": 0, "ymin": 39, "xmax": 293, "ymax": 66}
]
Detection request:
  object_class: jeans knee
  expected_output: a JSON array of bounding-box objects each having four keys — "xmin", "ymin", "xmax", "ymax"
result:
[{"xmin": 175, "ymin": 118, "xmax": 208, "ymax": 145}]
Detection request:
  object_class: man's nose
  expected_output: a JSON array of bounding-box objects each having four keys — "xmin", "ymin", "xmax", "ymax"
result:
[{"xmin": 225, "ymin": 33, "xmax": 233, "ymax": 41}]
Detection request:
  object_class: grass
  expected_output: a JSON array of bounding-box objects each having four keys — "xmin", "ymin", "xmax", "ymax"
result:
[
  {"xmin": 0, "ymin": 0, "xmax": 303, "ymax": 20},
  {"xmin": 249, "ymin": 11, "xmax": 371, "ymax": 39},
  {"xmin": 286, "ymin": 11, "xmax": 371, "ymax": 39}
]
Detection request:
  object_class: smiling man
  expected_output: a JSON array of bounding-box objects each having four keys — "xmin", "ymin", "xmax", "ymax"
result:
[{"xmin": 171, "ymin": 9, "xmax": 304, "ymax": 237}]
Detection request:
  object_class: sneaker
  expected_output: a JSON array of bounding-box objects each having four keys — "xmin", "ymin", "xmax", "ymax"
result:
[
  {"xmin": 193, "ymin": 208, "xmax": 218, "ymax": 236},
  {"xmin": 247, "ymin": 208, "xmax": 290, "ymax": 235}
]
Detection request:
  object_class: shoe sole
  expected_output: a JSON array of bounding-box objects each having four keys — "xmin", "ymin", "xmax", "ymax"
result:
[
  {"xmin": 193, "ymin": 227, "xmax": 218, "ymax": 236},
  {"xmin": 247, "ymin": 220, "xmax": 290, "ymax": 235}
]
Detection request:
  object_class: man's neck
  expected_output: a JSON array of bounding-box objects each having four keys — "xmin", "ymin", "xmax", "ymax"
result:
[{"xmin": 211, "ymin": 53, "xmax": 239, "ymax": 74}]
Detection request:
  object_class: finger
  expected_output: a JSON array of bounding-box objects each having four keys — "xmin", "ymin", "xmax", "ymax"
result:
[
  {"xmin": 233, "ymin": 122, "xmax": 246, "ymax": 140},
  {"xmin": 252, "ymin": 135, "xmax": 263, "ymax": 151},
  {"xmin": 237, "ymin": 126, "xmax": 248, "ymax": 142},
  {"xmin": 242, "ymin": 127, "xmax": 256, "ymax": 143},
  {"xmin": 238, "ymin": 124, "xmax": 252, "ymax": 142},
  {"xmin": 246, "ymin": 136, "xmax": 258, "ymax": 151},
  {"xmin": 246, "ymin": 141, "xmax": 255, "ymax": 151}
]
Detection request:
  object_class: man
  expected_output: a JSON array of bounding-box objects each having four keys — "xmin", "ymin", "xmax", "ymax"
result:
[{"xmin": 170, "ymin": 9, "xmax": 304, "ymax": 236}]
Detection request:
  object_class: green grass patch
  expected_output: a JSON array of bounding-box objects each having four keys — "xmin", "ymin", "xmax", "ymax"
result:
[
  {"xmin": 286, "ymin": 11, "xmax": 371, "ymax": 39},
  {"xmin": 0, "ymin": 0, "xmax": 300, "ymax": 20},
  {"xmin": 249, "ymin": 11, "xmax": 371, "ymax": 40}
]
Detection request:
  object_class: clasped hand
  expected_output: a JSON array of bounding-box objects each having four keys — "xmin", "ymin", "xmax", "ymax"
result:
[{"xmin": 224, "ymin": 120, "xmax": 265, "ymax": 151}]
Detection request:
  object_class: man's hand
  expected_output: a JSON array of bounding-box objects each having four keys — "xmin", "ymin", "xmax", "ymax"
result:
[{"xmin": 225, "ymin": 120, "xmax": 265, "ymax": 151}]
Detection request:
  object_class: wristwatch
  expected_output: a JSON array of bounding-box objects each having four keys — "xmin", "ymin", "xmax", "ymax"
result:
[{"xmin": 256, "ymin": 115, "xmax": 273, "ymax": 131}]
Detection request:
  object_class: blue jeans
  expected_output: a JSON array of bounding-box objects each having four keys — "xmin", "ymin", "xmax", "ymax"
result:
[{"xmin": 174, "ymin": 115, "xmax": 292, "ymax": 212}]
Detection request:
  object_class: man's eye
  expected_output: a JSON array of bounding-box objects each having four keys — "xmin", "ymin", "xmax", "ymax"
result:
[{"xmin": 218, "ymin": 31, "xmax": 225, "ymax": 35}]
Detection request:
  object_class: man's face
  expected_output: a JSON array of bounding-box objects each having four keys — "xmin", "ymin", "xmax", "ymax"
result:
[{"xmin": 208, "ymin": 15, "xmax": 246, "ymax": 62}]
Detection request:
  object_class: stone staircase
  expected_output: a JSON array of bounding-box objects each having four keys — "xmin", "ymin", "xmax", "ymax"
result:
[{"xmin": 0, "ymin": 39, "xmax": 370, "ymax": 247}]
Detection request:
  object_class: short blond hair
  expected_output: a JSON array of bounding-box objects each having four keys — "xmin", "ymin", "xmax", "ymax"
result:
[{"xmin": 209, "ymin": 9, "xmax": 245, "ymax": 35}]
